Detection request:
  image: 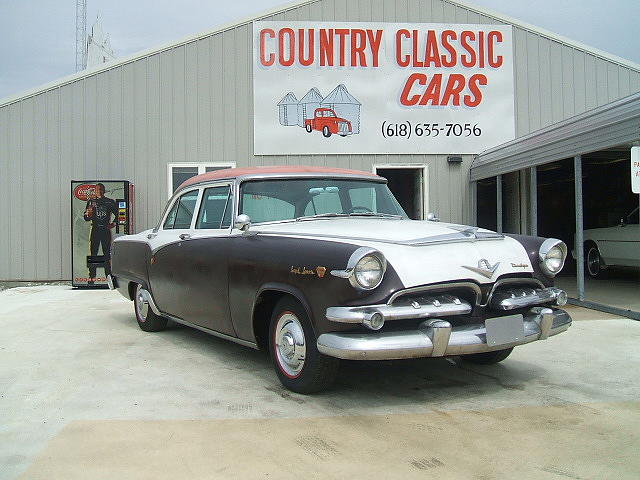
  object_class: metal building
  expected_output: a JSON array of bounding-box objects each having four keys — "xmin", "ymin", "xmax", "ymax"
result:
[{"xmin": 0, "ymin": 0, "xmax": 639, "ymax": 283}]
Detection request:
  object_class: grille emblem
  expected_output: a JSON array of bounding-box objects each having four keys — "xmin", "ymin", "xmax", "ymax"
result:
[{"xmin": 462, "ymin": 259, "xmax": 500, "ymax": 279}]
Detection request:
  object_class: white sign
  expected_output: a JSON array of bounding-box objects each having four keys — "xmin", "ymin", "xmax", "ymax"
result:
[
  {"xmin": 253, "ymin": 21, "xmax": 515, "ymax": 155},
  {"xmin": 632, "ymin": 146, "xmax": 640, "ymax": 194}
]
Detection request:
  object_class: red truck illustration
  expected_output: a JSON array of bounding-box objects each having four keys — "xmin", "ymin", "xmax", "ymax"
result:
[{"xmin": 304, "ymin": 108, "xmax": 353, "ymax": 138}]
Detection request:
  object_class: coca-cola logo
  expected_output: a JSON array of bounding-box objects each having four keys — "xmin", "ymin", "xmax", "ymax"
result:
[{"xmin": 74, "ymin": 184, "xmax": 97, "ymax": 201}]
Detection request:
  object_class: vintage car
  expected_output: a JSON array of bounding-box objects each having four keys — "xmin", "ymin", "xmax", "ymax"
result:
[
  {"xmin": 578, "ymin": 206, "xmax": 639, "ymax": 278},
  {"xmin": 109, "ymin": 166, "xmax": 572, "ymax": 393},
  {"xmin": 304, "ymin": 108, "xmax": 353, "ymax": 137}
]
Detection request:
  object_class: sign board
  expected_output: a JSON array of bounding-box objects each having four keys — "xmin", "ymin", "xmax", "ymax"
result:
[
  {"xmin": 253, "ymin": 21, "xmax": 515, "ymax": 155},
  {"xmin": 632, "ymin": 146, "xmax": 640, "ymax": 194}
]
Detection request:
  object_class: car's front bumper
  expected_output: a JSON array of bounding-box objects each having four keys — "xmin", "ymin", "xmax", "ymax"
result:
[{"xmin": 317, "ymin": 307, "xmax": 571, "ymax": 360}]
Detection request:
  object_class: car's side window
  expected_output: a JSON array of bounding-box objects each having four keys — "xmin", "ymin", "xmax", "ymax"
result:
[
  {"xmin": 196, "ymin": 185, "xmax": 232, "ymax": 229},
  {"xmin": 165, "ymin": 190, "xmax": 199, "ymax": 230}
]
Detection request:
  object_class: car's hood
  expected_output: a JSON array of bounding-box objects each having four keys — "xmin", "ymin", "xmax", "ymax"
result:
[{"xmin": 256, "ymin": 218, "xmax": 535, "ymax": 287}]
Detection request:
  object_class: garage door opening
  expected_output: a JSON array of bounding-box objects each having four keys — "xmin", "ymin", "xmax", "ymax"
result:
[{"xmin": 374, "ymin": 167, "xmax": 427, "ymax": 220}]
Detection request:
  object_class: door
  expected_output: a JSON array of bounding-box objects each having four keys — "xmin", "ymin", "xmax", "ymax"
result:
[
  {"xmin": 375, "ymin": 166, "xmax": 428, "ymax": 220},
  {"xmin": 173, "ymin": 185, "xmax": 235, "ymax": 334}
]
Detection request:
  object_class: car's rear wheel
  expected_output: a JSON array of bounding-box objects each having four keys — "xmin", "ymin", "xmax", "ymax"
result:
[
  {"xmin": 269, "ymin": 297, "xmax": 339, "ymax": 394},
  {"xmin": 461, "ymin": 347, "xmax": 513, "ymax": 365},
  {"xmin": 305, "ymin": 124, "xmax": 312, "ymax": 133},
  {"xmin": 322, "ymin": 126, "xmax": 332, "ymax": 137},
  {"xmin": 134, "ymin": 284, "xmax": 168, "ymax": 332},
  {"xmin": 586, "ymin": 245, "xmax": 605, "ymax": 278}
]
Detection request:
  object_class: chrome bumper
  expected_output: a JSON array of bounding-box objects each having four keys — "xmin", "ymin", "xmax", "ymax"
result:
[
  {"xmin": 106, "ymin": 274, "xmax": 117, "ymax": 290},
  {"xmin": 317, "ymin": 307, "xmax": 571, "ymax": 360}
]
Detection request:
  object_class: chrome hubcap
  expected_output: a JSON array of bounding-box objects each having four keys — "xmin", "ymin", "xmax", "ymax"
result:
[
  {"xmin": 274, "ymin": 312, "xmax": 306, "ymax": 377},
  {"xmin": 136, "ymin": 287, "xmax": 149, "ymax": 321},
  {"xmin": 587, "ymin": 249, "xmax": 600, "ymax": 275}
]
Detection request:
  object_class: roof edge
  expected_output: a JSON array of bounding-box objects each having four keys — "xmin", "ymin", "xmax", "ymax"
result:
[{"xmin": 1, "ymin": 0, "xmax": 638, "ymax": 108}]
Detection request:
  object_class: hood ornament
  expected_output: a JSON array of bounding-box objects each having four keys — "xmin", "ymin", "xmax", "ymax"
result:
[{"xmin": 462, "ymin": 259, "xmax": 500, "ymax": 279}]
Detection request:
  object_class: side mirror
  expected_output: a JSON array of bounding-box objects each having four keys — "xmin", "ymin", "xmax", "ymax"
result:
[
  {"xmin": 234, "ymin": 214, "xmax": 251, "ymax": 232},
  {"xmin": 426, "ymin": 212, "xmax": 440, "ymax": 222}
]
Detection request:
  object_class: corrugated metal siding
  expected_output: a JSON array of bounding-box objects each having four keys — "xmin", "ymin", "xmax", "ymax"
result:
[{"xmin": 1, "ymin": 0, "xmax": 640, "ymax": 280}]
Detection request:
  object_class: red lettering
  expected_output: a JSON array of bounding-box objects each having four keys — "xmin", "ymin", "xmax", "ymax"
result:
[
  {"xmin": 424, "ymin": 30, "xmax": 442, "ymax": 67},
  {"xmin": 351, "ymin": 29, "xmax": 367, "ymax": 66},
  {"xmin": 298, "ymin": 28, "xmax": 314, "ymax": 66},
  {"xmin": 367, "ymin": 29, "xmax": 383, "ymax": 67},
  {"xmin": 487, "ymin": 31, "xmax": 503, "ymax": 68},
  {"xmin": 419, "ymin": 73, "xmax": 443, "ymax": 106},
  {"xmin": 460, "ymin": 31, "xmax": 476, "ymax": 67},
  {"xmin": 412, "ymin": 30, "xmax": 424, "ymax": 67},
  {"xmin": 319, "ymin": 29, "xmax": 334, "ymax": 66},
  {"xmin": 440, "ymin": 74, "xmax": 466, "ymax": 106},
  {"xmin": 478, "ymin": 31, "xmax": 485, "ymax": 68},
  {"xmin": 464, "ymin": 74, "xmax": 487, "ymax": 107},
  {"xmin": 259, "ymin": 29, "xmax": 275, "ymax": 66},
  {"xmin": 278, "ymin": 28, "xmax": 295, "ymax": 67},
  {"xmin": 396, "ymin": 29, "xmax": 411, "ymax": 67},
  {"xmin": 400, "ymin": 73, "xmax": 427, "ymax": 106},
  {"xmin": 335, "ymin": 29, "xmax": 349, "ymax": 66},
  {"xmin": 440, "ymin": 30, "xmax": 457, "ymax": 67}
]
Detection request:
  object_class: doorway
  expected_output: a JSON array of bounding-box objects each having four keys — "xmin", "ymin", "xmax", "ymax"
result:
[{"xmin": 374, "ymin": 166, "xmax": 428, "ymax": 220}]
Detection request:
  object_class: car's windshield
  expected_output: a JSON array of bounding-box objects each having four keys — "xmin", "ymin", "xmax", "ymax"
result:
[{"xmin": 239, "ymin": 178, "xmax": 407, "ymax": 223}]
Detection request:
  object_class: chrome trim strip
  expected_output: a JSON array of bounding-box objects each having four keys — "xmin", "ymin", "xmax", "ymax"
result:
[
  {"xmin": 326, "ymin": 296, "xmax": 472, "ymax": 323},
  {"xmin": 317, "ymin": 307, "xmax": 572, "ymax": 360},
  {"xmin": 482, "ymin": 278, "xmax": 545, "ymax": 307},
  {"xmin": 141, "ymin": 288, "xmax": 258, "ymax": 350},
  {"xmin": 491, "ymin": 287, "xmax": 566, "ymax": 310},
  {"xmin": 387, "ymin": 282, "xmax": 483, "ymax": 305},
  {"xmin": 254, "ymin": 230, "xmax": 504, "ymax": 247}
]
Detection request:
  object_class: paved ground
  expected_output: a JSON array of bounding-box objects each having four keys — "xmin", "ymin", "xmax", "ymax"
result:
[{"xmin": 1, "ymin": 286, "xmax": 639, "ymax": 479}]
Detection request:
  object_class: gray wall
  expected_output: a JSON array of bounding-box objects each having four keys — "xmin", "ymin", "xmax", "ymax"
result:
[{"xmin": 1, "ymin": 0, "xmax": 639, "ymax": 281}]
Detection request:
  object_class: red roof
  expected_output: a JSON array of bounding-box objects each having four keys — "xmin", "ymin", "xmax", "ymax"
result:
[{"xmin": 178, "ymin": 165, "xmax": 380, "ymax": 190}]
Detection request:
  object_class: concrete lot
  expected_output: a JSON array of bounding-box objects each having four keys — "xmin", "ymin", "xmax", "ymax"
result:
[{"xmin": 1, "ymin": 286, "xmax": 639, "ymax": 479}]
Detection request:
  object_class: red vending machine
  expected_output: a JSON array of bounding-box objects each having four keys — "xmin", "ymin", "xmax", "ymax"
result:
[{"xmin": 71, "ymin": 180, "xmax": 135, "ymax": 288}]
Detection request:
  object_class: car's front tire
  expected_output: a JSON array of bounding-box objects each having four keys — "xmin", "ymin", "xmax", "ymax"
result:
[
  {"xmin": 269, "ymin": 297, "xmax": 339, "ymax": 394},
  {"xmin": 134, "ymin": 284, "xmax": 168, "ymax": 332},
  {"xmin": 305, "ymin": 124, "xmax": 312, "ymax": 133},
  {"xmin": 461, "ymin": 347, "xmax": 513, "ymax": 365},
  {"xmin": 586, "ymin": 244, "xmax": 605, "ymax": 278},
  {"xmin": 322, "ymin": 126, "xmax": 332, "ymax": 138}
]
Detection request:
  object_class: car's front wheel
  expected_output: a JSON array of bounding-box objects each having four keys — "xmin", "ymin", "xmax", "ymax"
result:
[
  {"xmin": 305, "ymin": 124, "xmax": 312, "ymax": 133},
  {"xmin": 269, "ymin": 297, "xmax": 339, "ymax": 394},
  {"xmin": 134, "ymin": 284, "xmax": 168, "ymax": 332},
  {"xmin": 461, "ymin": 347, "xmax": 513, "ymax": 365},
  {"xmin": 586, "ymin": 244, "xmax": 605, "ymax": 278}
]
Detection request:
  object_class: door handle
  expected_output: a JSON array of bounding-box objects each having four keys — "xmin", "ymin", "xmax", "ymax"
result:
[{"xmin": 179, "ymin": 233, "xmax": 191, "ymax": 240}]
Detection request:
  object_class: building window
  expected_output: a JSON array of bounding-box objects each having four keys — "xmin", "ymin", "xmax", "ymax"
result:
[{"xmin": 167, "ymin": 163, "xmax": 235, "ymax": 196}]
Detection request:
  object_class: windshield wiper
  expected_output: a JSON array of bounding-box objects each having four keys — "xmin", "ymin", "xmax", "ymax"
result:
[
  {"xmin": 347, "ymin": 212, "xmax": 404, "ymax": 218},
  {"xmin": 296, "ymin": 213, "xmax": 349, "ymax": 221}
]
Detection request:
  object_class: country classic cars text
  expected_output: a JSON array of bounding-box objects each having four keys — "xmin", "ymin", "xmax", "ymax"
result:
[{"xmin": 258, "ymin": 26, "xmax": 506, "ymax": 107}]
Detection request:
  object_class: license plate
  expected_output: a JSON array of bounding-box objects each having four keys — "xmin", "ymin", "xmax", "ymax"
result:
[{"xmin": 485, "ymin": 314, "xmax": 525, "ymax": 347}]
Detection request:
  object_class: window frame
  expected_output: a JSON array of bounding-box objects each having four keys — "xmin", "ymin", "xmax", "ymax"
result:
[
  {"xmin": 167, "ymin": 162, "xmax": 236, "ymax": 198},
  {"xmin": 195, "ymin": 182, "xmax": 234, "ymax": 231},
  {"xmin": 160, "ymin": 187, "xmax": 202, "ymax": 231}
]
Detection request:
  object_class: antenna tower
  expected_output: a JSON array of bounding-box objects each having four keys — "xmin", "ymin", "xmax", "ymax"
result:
[{"xmin": 75, "ymin": 0, "xmax": 87, "ymax": 71}]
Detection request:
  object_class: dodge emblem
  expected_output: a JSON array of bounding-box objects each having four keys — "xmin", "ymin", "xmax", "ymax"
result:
[{"xmin": 462, "ymin": 258, "xmax": 500, "ymax": 279}]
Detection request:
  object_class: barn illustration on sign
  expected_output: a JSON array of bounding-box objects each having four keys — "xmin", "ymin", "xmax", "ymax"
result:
[{"xmin": 277, "ymin": 84, "xmax": 361, "ymax": 138}]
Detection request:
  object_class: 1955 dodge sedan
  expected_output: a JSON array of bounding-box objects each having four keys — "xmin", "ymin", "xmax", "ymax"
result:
[{"xmin": 109, "ymin": 166, "xmax": 572, "ymax": 393}]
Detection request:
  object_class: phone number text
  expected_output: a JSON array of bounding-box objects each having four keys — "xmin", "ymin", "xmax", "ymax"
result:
[{"xmin": 381, "ymin": 122, "xmax": 482, "ymax": 139}]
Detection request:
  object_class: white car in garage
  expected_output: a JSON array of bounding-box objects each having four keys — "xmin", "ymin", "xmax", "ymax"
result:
[{"xmin": 581, "ymin": 207, "xmax": 639, "ymax": 278}]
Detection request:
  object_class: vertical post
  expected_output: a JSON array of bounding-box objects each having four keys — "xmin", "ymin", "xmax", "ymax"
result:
[
  {"xmin": 470, "ymin": 181, "xmax": 477, "ymax": 226},
  {"xmin": 496, "ymin": 174, "xmax": 503, "ymax": 233},
  {"xmin": 530, "ymin": 166, "xmax": 538, "ymax": 236},
  {"xmin": 574, "ymin": 155, "xmax": 585, "ymax": 301}
]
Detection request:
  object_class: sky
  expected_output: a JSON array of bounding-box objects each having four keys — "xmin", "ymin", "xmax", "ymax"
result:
[{"xmin": 0, "ymin": 0, "xmax": 638, "ymax": 100}]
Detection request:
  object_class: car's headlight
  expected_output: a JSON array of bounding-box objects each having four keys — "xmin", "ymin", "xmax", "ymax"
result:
[
  {"xmin": 539, "ymin": 239, "xmax": 567, "ymax": 277},
  {"xmin": 331, "ymin": 247, "xmax": 387, "ymax": 291},
  {"xmin": 354, "ymin": 254, "xmax": 385, "ymax": 289}
]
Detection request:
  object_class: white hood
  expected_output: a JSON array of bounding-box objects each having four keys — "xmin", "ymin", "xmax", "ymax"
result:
[{"xmin": 257, "ymin": 218, "xmax": 535, "ymax": 287}]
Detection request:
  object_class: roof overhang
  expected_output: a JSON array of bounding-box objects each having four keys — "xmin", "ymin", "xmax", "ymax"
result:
[{"xmin": 470, "ymin": 92, "xmax": 640, "ymax": 181}]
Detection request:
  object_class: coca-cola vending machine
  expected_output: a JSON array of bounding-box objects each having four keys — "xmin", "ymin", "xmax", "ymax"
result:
[{"xmin": 71, "ymin": 180, "xmax": 135, "ymax": 288}]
